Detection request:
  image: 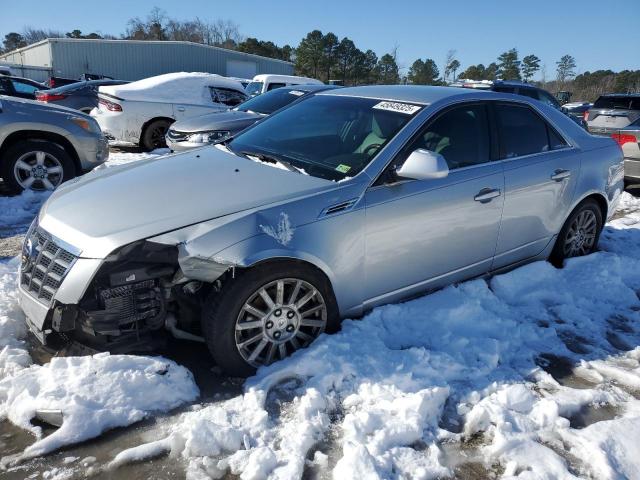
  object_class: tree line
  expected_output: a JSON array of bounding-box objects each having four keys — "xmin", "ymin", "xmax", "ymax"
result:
[{"xmin": 1, "ymin": 7, "xmax": 639, "ymax": 101}]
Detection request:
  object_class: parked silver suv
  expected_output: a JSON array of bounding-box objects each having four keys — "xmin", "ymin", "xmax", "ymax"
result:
[
  {"xmin": 0, "ymin": 96, "xmax": 108, "ymax": 193},
  {"xmin": 586, "ymin": 94, "xmax": 640, "ymax": 185},
  {"xmin": 18, "ymin": 86, "xmax": 622, "ymax": 376}
]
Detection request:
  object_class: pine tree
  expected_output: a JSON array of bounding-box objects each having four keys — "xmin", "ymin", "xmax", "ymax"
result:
[
  {"xmin": 521, "ymin": 54, "xmax": 541, "ymax": 82},
  {"xmin": 407, "ymin": 58, "xmax": 440, "ymax": 85},
  {"xmin": 556, "ymin": 54, "xmax": 577, "ymax": 83},
  {"xmin": 497, "ymin": 48, "xmax": 521, "ymax": 80}
]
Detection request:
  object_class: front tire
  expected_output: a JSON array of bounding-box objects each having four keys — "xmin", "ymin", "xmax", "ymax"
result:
[
  {"xmin": 1, "ymin": 140, "xmax": 75, "ymax": 193},
  {"xmin": 202, "ymin": 263, "xmax": 339, "ymax": 377},
  {"xmin": 141, "ymin": 119, "xmax": 172, "ymax": 151},
  {"xmin": 550, "ymin": 199, "xmax": 603, "ymax": 266}
]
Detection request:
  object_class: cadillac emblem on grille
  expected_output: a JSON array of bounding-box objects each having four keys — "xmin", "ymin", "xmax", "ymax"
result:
[{"xmin": 20, "ymin": 227, "xmax": 80, "ymax": 306}]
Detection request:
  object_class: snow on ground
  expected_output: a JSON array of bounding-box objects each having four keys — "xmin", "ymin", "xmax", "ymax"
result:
[
  {"xmin": 0, "ymin": 149, "xmax": 200, "ymax": 465},
  {"xmin": 1, "ymin": 149, "xmax": 640, "ymax": 479},
  {"xmin": 106, "ymin": 193, "xmax": 640, "ymax": 480}
]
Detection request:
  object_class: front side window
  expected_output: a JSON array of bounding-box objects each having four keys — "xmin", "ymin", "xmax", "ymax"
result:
[
  {"xmin": 211, "ymin": 87, "xmax": 247, "ymax": 107},
  {"xmin": 228, "ymin": 95, "xmax": 421, "ymax": 181},
  {"xmin": 495, "ymin": 103, "xmax": 552, "ymax": 158},
  {"xmin": 401, "ymin": 103, "xmax": 491, "ymax": 170},
  {"xmin": 245, "ymin": 81, "xmax": 263, "ymax": 96}
]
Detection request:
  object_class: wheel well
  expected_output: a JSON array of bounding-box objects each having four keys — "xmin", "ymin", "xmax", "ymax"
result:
[
  {"xmin": 577, "ymin": 193, "xmax": 608, "ymax": 224},
  {"xmin": 0, "ymin": 130, "xmax": 80, "ymax": 174},
  {"xmin": 139, "ymin": 117, "xmax": 174, "ymax": 145}
]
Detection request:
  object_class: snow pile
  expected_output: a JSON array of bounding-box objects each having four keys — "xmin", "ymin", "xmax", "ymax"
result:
[
  {"xmin": 0, "ymin": 259, "xmax": 31, "ymax": 379},
  {"xmin": 0, "ymin": 190, "xmax": 50, "ymax": 233},
  {"xmin": 0, "ymin": 351, "xmax": 199, "ymax": 461},
  {"xmin": 109, "ymin": 194, "xmax": 640, "ymax": 479},
  {"xmin": 99, "ymin": 72, "xmax": 244, "ymax": 105}
]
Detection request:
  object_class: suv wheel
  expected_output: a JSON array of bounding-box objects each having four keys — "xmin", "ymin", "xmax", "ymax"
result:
[
  {"xmin": 141, "ymin": 119, "xmax": 171, "ymax": 151},
  {"xmin": 202, "ymin": 263, "xmax": 340, "ymax": 377},
  {"xmin": 1, "ymin": 140, "xmax": 75, "ymax": 193},
  {"xmin": 550, "ymin": 199, "xmax": 603, "ymax": 265}
]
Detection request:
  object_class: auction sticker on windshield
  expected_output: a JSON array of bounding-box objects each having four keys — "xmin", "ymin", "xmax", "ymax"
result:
[{"xmin": 373, "ymin": 101, "xmax": 421, "ymax": 115}]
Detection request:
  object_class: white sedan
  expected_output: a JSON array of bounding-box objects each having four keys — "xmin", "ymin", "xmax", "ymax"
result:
[{"xmin": 91, "ymin": 72, "xmax": 247, "ymax": 150}]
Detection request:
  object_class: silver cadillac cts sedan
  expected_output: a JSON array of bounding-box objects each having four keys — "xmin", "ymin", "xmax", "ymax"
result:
[{"xmin": 19, "ymin": 86, "xmax": 624, "ymax": 376}]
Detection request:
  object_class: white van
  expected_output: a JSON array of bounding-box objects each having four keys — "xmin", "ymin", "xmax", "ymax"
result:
[{"xmin": 245, "ymin": 74, "xmax": 323, "ymax": 97}]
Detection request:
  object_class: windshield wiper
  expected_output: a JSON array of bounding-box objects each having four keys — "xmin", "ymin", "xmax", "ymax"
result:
[{"xmin": 240, "ymin": 151, "xmax": 302, "ymax": 174}]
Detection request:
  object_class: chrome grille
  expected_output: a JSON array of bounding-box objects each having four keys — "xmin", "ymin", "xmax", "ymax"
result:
[{"xmin": 20, "ymin": 227, "xmax": 79, "ymax": 306}]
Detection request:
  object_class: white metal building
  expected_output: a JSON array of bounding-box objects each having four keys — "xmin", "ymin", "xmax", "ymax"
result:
[{"xmin": 0, "ymin": 38, "xmax": 294, "ymax": 82}]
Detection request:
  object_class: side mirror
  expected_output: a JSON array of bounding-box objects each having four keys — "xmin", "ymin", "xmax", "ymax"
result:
[{"xmin": 396, "ymin": 149, "xmax": 449, "ymax": 180}]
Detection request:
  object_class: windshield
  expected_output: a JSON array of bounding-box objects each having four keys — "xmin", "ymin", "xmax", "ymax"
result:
[
  {"xmin": 228, "ymin": 94, "xmax": 422, "ymax": 181},
  {"xmin": 245, "ymin": 81, "xmax": 263, "ymax": 97},
  {"xmin": 236, "ymin": 88, "xmax": 308, "ymax": 115}
]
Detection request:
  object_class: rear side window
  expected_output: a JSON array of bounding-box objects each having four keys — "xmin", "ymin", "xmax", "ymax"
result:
[
  {"xmin": 593, "ymin": 96, "xmax": 633, "ymax": 110},
  {"xmin": 211, "ymin": 87, "xmax": 247, "ymax": 107},
  {"xmin": 496, "ymin": 104, "xmax": 550, "ymax": 158},
  {"xmin": 11, "ymin": 79, "xmax": 39, "ymax": 95}
]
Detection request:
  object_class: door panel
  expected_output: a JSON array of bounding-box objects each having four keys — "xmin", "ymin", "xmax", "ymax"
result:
[
  {"xmin": 493, "ymin": 150, "xmax": 580, "ymax": 266},
  {"xmin": 492, "ymin": 102, "xmax": 581, "ymax": 268},
  {"xmin": 363, "ymin": 163, "xmax": 504, "ymax": 305}
]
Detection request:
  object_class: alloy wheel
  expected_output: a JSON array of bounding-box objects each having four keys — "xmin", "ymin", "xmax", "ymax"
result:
[
  {"xmin": 563, "ymin": 209, "xmax": 598, "ymax": 257},
  {"xmin": 13, "ymin": 151, "xmax": 64, "ymax": 191},
  {"xmin": 235, "ymin": 278, "xmax": 327, "ymax": 367}
]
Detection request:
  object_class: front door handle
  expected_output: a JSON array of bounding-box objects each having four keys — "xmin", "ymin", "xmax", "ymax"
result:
[
  {"xmin": 551, "ymin": 169, "xmax": 571, "ymax": 181},
  {"xmin": 474, "ymin": 188, "xmax": 501, "ymax": 203}
]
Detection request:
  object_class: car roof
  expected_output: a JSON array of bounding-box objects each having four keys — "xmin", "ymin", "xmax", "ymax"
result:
[
  {"xmin": 284, "ymin": 84, "xmax": 339, "ymax": 93},
  {"xmin": 598, "ymin": 93, "xmax": 640, "ymax": 98},
  {"xmin": 251, "ymin": 74, "xmax": 322, "ymax": 84},
  {"xmin": 318, "ymin": 85, "xmax": 496, "ymax": 104}
]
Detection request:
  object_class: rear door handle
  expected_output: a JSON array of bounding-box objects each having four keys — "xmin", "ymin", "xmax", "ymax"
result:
[
  {"xmin": 474, "ymin": 188, "xmax": 501, "ymax": 203},
  {"xmin": 176, "ymin": 106, "xmax": 186, "ymax": 112},
  {"xmin": 551, "ymin": 169, "xmax": 571, "ymax": 181}
]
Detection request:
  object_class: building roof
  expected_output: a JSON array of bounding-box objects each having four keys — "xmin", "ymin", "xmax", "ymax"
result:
[{"xmin": 0, "ymin": 38, "xmax": 293, "ymax": 66}]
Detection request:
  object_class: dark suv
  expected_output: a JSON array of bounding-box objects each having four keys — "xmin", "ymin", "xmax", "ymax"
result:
[{"xmin": 453, "ymin": 80, "xmax": 586, "ymax": 127}]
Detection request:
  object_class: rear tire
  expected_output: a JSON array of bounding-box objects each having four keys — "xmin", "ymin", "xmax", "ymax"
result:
[
  {"xmin": 1, "ymin": 140, "xmax": 75, "ymax": 194},
  {"xmin": 141, "ymin": 119, "xmax": 172, "ymax": 151},
  {"xmin": 550, "ymin": 199, "xmax": 603, "ymax": 266},
  {"xmin": 201, "ymin": 262, "xmax": 340, "ymax": 377}
]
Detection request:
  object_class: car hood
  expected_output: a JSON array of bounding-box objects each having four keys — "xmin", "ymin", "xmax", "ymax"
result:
[
  {"xmin": 170, "ymin": 110, "xmax": 262, "ymax": 133},
  {"xmin": 39, "ymin": 148, "xmax": 334, "ymax": 259},
  {"xmin": 3, "ymin": 95, "xmax": 92, "ymax": 117}
]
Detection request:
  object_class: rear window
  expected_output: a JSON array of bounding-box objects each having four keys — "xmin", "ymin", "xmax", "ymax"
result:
[{"xmin": 593, "ymin": 96, "xmax": 636, "ymax": 110}]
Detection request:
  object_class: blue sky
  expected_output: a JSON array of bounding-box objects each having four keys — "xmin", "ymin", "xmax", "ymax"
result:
[{"xmin": 1, "ymin": 0, "xmax": 638, "ymax": 78}]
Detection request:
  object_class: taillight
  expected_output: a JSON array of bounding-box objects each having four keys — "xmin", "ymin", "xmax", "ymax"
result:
[
  {"xmin": 583, "ymin": 110, "xmax": 589, "ymax": 122},
  {"xmin": 611, "ymin": 133, "xmax": 637, "ymax": 147},
  {"xmin": 99, "ymin": 98, "xmax": 122, "ymax": 112},
  {"xmin": 36, "ymin": 92, "xmax": 66, "ymax": 102}
]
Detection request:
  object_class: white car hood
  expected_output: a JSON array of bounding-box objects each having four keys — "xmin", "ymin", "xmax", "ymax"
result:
[{"xmin": 39, "ymin": 148, "xmax": 332, "ymax": 258}]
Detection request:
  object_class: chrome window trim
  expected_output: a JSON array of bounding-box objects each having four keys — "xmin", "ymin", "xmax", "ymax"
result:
[{"xmin": 365, "ymin": 96, "xmax": 579, "ymax": 189}]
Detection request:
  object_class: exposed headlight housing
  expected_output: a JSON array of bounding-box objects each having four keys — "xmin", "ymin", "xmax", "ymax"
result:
[{"xmin": 185, "ymin": 131, "xmax": 231, "ymax": 145}]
